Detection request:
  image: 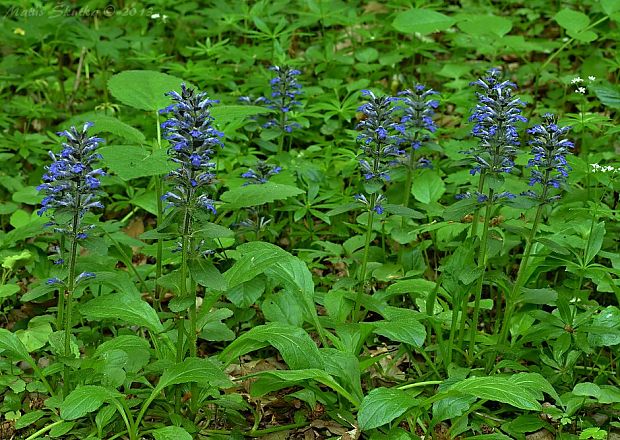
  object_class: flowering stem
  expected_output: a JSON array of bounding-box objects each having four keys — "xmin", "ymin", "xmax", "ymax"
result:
[
  {"xmin": 467, "ymin": 188, "xmax": 494, "ymax": 355},
  {"xmin": 278, "ymin": 112, "xmax": 286, "ymax": 154},
  {"xmin": 62, "ymin": 206, "xmax": 81, "ymax": 397},
  {"xmin": 498, "ymin": 200, "xmax": 545, "ymax": 347},
  {"xmin": 469, "ymin": 172, "xmax": 486, "ymax": 238},
  {"xmin": 155, "ymin": 111, "xmax": 164, "ymax": 312},
  {"xmin": 353, "ymin": 195, "xmax": 376, "ymax": 323},
  {"xmin": 398, "ymin": 134, "xmax": 418, "ymax": 267}
]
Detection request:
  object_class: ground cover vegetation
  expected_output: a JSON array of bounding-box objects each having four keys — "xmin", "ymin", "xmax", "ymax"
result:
[{"xmin": 0, "ymin": 0, "xmax": 619, "ymax": 438}]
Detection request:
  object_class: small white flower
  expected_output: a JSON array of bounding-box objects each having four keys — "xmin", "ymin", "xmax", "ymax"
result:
[
  {"xmin": 151, "ymin": 12, "xmax": 168, "ymax": 22},
  {"xmin": 571, "ymin": 76, "xmax": 584, "ymax": 84},
  {"xmin": 576, "ymin": 87, "xmax": 587, "ymax": 94},
  {"xmin": 591, "ymin": 163, "xmax": 619, "ymax": 173},
  {"xmin": 588, "ymin": 75, "xmax": 596, "ymax": 81}
]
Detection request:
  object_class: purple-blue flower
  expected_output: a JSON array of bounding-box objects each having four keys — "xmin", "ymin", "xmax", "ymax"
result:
[
  {"xmin": 241, "ymin": 161, "xmax": 282, "ymax": 185},
  {"xmin": 37, "ymin": 122, "xmax": 106, "ymax": 229},
  {"xmin": 261, "ymin": 65, "xmax": 303, "ymax": 133},
  {"xmin": 466, "ymin": 68, "xmax": 527, "ymax": 175},
  {"xmin": 398, "ymin": 84, "xmax": 439, "ymax": 143},
  {"xmin": 160, "ymin": 84, "xmax": 223, "ymax": 214},
  {"xmin": 356, "ymin": 90, "xmax": 404, "ymax": 183},
  {"xmin": 523, "ymin": 113, "xmax": 573, "ymax": 203}
]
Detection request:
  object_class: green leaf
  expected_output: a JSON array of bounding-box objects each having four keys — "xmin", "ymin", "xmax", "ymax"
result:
[
  {"xmin": 588, "ymin": 306, "xmax": 620, "ymax": 347},
  {"xmin": 0, "ymin": 328, "xmax": 35, "ymax": 366},
  {"xmin": 358, "ymin": 387, "xmax": 416, "ymax": 430},
  {"xmin": 592, "ymin": 84, "xmax": 620, "ymax": 109},
  {"xmin": 516, "ymin": 288, "xmax": 558, "ymax": 305},
  {"xmin": 107, "ymin": 70, "xmax": 188, "ymax": 111},
  {"xmin": 220, "ymin": 182, "xmax": 303, "ymax": 209},
  {"xmin": 266, "ymin": 254, "xmax": 318, "ymax": 322},
  {"xmin": 392, "ymin": 8, "xmax": 456, "ymax": 35},
  {"xmin": 16, "ymin": 318, "xmax": 53, "ymax": 352},
  {"xmin": 432, "ymin": 395, "xmax": 477, "ymax": 422},
  {"xmin": 99, "ymin": 145, "xmax": 174, "ymax": 180},
  {"xmin": 65, "ymin": 113, "xmax": 145, "ymax": 143},
  {"xmin": 373, "ymin": 318, "xmax": 426, "ymax": 348},
  {"xmin": 198, "ymin": 308, "xmax": 235, "ymax": 342},
  {"xmin": 585, "ymin": 222, "xmax": 605, "ymax": 264},
  {"xmin": 263, "ymin": 289, "xmax": 304, "ymax": 325},
  {"xmin": 602, "ymin": 0, "xmax": 620, "ymax": 16},
  {"xmin": 554, "ymin": 9, "xmax": 590, "ymax": 32},
  {"xmin": 226, "ymin": 278, "xmax": 265, "ymax": 308},
  {"xmin": 411, "ymin": 170, "xmax": 445, "ymax": 204},
  {"xmin": 0, "ymin": 284, "xmax": 20, "ymax": 299},
  {"xmin": 219, "ymin": 323, "xmax": 323, "ymax": 370},
  {"xmin": 50, "ymin": 421, "xmax": 75, "ymax": 437},
  {"xmin": 458, "ymin": 15, "xmax": 512, "ymax": 37},
  {"xmin": 225, "ymin": 242, "xmax": 289, "ymax": 289},
  {"xmin": 14, "ymin": 410, "xmax": 46, "ymax": 429},
  {"xmin": 189, "ymin": 259, "xmax": 227, "ymax": 291},
  {"xmin": 2, "ymin": 250, "xmax": 33, "ymax": 270},
  {"xmin": 452, "ymin": 376, "xmax": 542, "ymax": 411},
  {"xmin": 94, "ymin": 335, "xmax": 151, "ymax": 373},
  {"xmin": 153, "ymin": 357, "xmax": 232, "ymax": 394},
  {"xmin": 80, "ymin": 292, "xmax": 164, "ymax": 333},
  {"xmin": 573, "ymin": 382, "xmax": 600, "ymax": 398},
  {"xmin": 211, "ymin": 105, "xmax": 270, "ymax": 125},
  {"xmin": 60, "ymin": 385, "xmax": 121, "ymax": 420},
  {"xmin": 250, "ymin": 368, "xmax": 358, "ymax": 405},
  {"xmin": 152, "ymin": 426, "xmax": 193, "ymax": 440},
  {"xmin": 568, "ymin": 29, "xmax": 598, "ymax": 42},
  {"xmin": 509, "ymin": 373, "xmax": 561, "ymax": 404}
]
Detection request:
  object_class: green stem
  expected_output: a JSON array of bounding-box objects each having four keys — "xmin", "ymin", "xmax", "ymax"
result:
[
  {"xmin": 397, "ymin": 380, "xmax": 442, "ymax": 390},
  {"xmin": 498, "ymin": 187, "xmax": 547, "ymax": 346},
  {"xmin": 24, "ymin": 420, "xmax": 64, "ymax": 440},
  {"xmin": 353, "ymin": 195, "xmax": 376, "ymax": 323},
  {"xmin": 62, "ymin": 206, "xmax": 81, "ymax": 397},
  {"xmin": 155, "ymin": 111, "xmax": 164, "ymax": 312},
  {"xmin": 469, "ymin": 172, "xmax": 486, "ymax": 238},
  {"xmin": 398, "ymin": 138, "xmax": 418, "ymax": 266},
  {"xmin": 103, "ymin": 229, "xmax": 149, "ymax": 294},
  {"xmin": 468, "ymin": 188, "xmax": 494, "ymax": 355}
]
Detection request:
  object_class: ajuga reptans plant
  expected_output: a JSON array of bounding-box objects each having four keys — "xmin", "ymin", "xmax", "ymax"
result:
[
  {"xmin": 160, "ymin": 83, "xmax": 223, "ymax": 363},
  {"xmin": 499, "ymin": 114, "xmax": 573, "ymax": 344},
  {"xmin": 37, "ymin": 121, "xmax": 105, "ymax": 395},
  {"xmin": 353, "ymin": 89, "xmax": 404, "ymax": 321}
]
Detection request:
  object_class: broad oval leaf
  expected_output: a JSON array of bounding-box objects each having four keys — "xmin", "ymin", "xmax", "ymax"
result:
[
  {"xmin": 107, "ymin": 70, "xmax": 189, "ymax": 111},
  {"xmin": 554, "ymin": 8, "xmax": 590, "ymax": 32},
  {"xmin": 373, "ymin": 318, "xmax": 426, "ymax": 348},
  {"xmin": 152, "ymin": 426, "xmax": 193, "ymax": 440},
  {"xmin": 451, "ymin": 376, "xmax": 542, "ymax": 411},
  {"xmin": 457, "ymin": 15, "xmax": 513, "ymax": 37},
  {"xmin": 0, "ymin": 328, "xmax": 34, "ymax": 366},
  {"xmin": 393, "ymin": 8, "xmax": 456, "ymax": 35},
  {"xmin": 219, "ymin": 322, "xmax": 323, "ymax": 370},
  {"xmin": 250, "ymin": 368, "xmax": 359, "ymax": 406},
  {"xmin": 211, "ymin": 105, "xmax": 270, "ymax": 125},
  {"xmin": 220, "ymin": 182, "xmax": 303, "ymax": 209},
  {"xmin": 154, "ymin": 357, "xmax": 232, "ymax": 395},
  {"xmin": 358, "ymin": 387, "xmax": 416, "ymax": 430},
  {"xmin": 80, "ymin": 292, "xmax": 164, "ymax": 333},
  {"xmin": 60, "ymin": 385, "xmax": 121, "ymax": 420},
  {"xmin": 65, "ymin": 113, "xmax": 145, "ymax": 143},
  {"xmin": 99, "ymin": 145, "xmax": 174, "ymax": 181}
]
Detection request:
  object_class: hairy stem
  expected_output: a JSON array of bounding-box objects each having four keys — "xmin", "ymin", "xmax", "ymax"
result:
[
  {"xmin": 353, "ymin": 194, "xmax": 376, "ymax": 323},
  {"xmin": 468, "ymin": 188, "xmax": 494, "ymax": 355}
]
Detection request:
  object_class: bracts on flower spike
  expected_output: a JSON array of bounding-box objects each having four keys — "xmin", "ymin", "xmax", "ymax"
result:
[
  {"xmin": 466, "ymin": 68, "xmax": 527, "ymax": 177},
  {"xmin": 160, "ymin": 83, "xmax": 224, "ymax": 215},
  {"xmin": 522, "ymin": 113, "xmax": 573, "ymax": 204}
]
